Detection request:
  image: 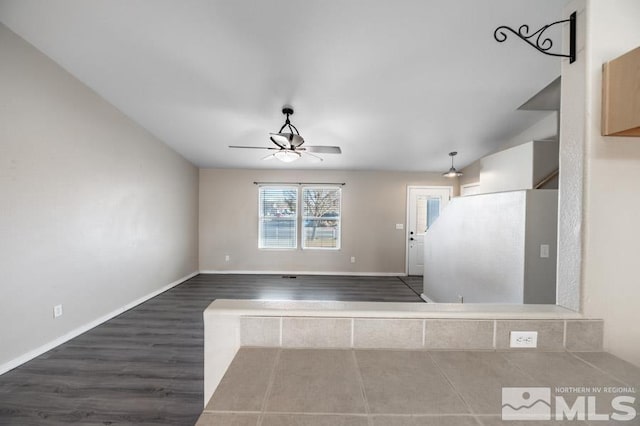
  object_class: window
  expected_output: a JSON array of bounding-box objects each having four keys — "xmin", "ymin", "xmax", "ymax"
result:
[
  {"xmin": 258, "ymin": 186, "xmax": 298, "ymax": 249},
  {"xmin": 258, "ymin": 185, "xmax": 342, "ymax": 250},
  {"xmin": 302, "ymin": 187, "xmax": 341, "ymax": 249}
]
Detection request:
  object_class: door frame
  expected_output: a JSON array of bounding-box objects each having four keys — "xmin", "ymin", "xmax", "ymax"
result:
[{"xmin": 405, "ymin": 185, "xmax": 453, "ymax": 276}]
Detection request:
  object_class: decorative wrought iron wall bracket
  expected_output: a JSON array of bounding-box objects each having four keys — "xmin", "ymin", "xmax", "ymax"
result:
[{"xmin": 494, "ymin": 12, "xmax": 576, "ymax": 63}]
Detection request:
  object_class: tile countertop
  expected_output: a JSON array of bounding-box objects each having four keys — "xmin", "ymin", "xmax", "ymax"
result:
[{"xmin": 204, "ymin": 299, "xmax": 586, "ymax": 319}]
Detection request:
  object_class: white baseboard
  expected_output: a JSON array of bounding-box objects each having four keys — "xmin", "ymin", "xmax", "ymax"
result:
[
  {"xmin": 0, "ymin": 271, "xmax": 199, "ymax": 376},
  {"xmin": 199, "ymin": 270, "xmax": 407, "ymax": 277}
]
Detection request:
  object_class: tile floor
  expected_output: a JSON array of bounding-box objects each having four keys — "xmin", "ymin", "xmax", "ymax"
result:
[{"xmin": 198, "ymin": 349, "xmax": 640, "ymax": 426}]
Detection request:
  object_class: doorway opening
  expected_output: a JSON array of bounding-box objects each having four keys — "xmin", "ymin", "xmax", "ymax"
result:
[{"xmin": 406, "ymin": 186, "xmax": 452, "ymax": 276}]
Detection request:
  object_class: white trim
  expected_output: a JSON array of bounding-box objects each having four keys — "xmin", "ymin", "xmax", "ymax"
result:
[
  {"xmin": 0, "ymin": 271, "xmax": 199, "ymax": 376},
  {"xmin": 421, "ymin": 293, "xmax": 435, "ymax": 303},
  {"xmin": 199, "ymin": 270, "xmax": 406, "ymax": 277},
  {"xmin": 460, "ymin": 182, "xmax": 481, "ymax": 196},
  {"xmin": 350, "ymin": 318, "xmax": 355, "ymax": 348},
  {"xmin": 301, "ymin": 186, "xmax": 342, "ymax": 251}
]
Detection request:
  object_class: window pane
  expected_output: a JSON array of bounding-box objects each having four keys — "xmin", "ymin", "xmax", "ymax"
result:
[
  {"xmin": 415, "ymin": 195, "xmax": 428, "ymax": 234},
  {"xmin": 259, "ymin": 186, "xmax": 297, "ymax": 249},
  {"xmin": 416, "ymin": 196, "xmax": 441, "ymax": 234},
  {"xmin": 260, "ymin": 217, "xmax": 296, "ymax": 249},
  {"xmin": 302, "ymin": 187, "xmax": 341, "ymax": 249},
  {"xmin": 303, "ymin": 219, "xmax": 340, "ymax": 249},
  {"xmin": 426, "ymin": 198, "xmax": 440, "ymax": 229}
]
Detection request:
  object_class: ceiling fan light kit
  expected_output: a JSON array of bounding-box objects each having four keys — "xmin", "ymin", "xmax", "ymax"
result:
[
  {"xmin": 228, "ymin": 105, "xmax": 342, "ymax": 163},
  {"xmin": 273, "ymin": 150, "xmax": 301, "ymax": 163},
  {"xmin": 443, "ymin": 151, "xmax": 463, "ymax": 178}
]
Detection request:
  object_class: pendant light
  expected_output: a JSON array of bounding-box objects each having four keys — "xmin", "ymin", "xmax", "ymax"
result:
[{"xmin": 443, "ymin": 151, "xmax": 463, "ymax": 178}]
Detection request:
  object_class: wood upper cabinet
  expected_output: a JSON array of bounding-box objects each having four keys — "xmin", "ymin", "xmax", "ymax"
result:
[{"xmin": 602, "ymin": 46, "xmax": 640, "ymax": 136}]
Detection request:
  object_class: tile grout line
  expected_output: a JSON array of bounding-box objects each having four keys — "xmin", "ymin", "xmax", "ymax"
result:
[
  {"xmin": 256, "ymin": 348, "xmax": 282, "ymax": 426},
  {"xmin": 427, "ymin": 351, "xmax": 477, "ymax": 417},
  {"xmin": 253, "ymin": 411, "xmax": 371, "ymax": 416},
  {"xmin": 492, "ymin": 320, "xmax": 497, "ymax": 349},
  {"xmin": 566, "ymin": 351, "xmax": 634, "ymax": 387},
  {"xmin": 496, "ymin": 351, "xmax": 544, "ymax": 385},
  {"xmin": 351, "ymin": 350, "xmax": 374, "ymax": 426},
  {"xmin": 351, "ymin": 318, "xmax": 355, "ymax": 348}
]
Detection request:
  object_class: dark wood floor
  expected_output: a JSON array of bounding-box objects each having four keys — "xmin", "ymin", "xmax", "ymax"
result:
[{"xmin": 0, "ymin": 274, "xmax": 422, "ymax": 426}]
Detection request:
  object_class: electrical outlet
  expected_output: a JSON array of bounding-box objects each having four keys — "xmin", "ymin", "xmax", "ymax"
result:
[
  {"xmin": 225, "ymin": 254, "xmax": 230, "ymax": 262},
  {"xmin": 540, "ymin": 244, "xmax": 550, "ymax": 258},
  {"xmin": 350, "ymin": 256, "xmax": 356, "ymax": 263},
  {"xmin": 395, "ymin": 223, "xmax": 404, "ymax": 230},
  {"xmin": 510, "ymin": 331, "xmax": 538, "ymax": 348},
  {"xmin": 53, "ymin": 304, "xmax": 63, "ymax": 318}
]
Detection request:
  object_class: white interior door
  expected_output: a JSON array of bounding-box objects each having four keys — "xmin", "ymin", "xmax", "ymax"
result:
[{"xmin": 407, "ymin": 187, "xmax": 451, "ymax": 276}]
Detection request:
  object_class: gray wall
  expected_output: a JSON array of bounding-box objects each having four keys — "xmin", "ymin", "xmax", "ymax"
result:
[
  {"xmin": 459, "ymin": 111, "xmax": 558, "ymax": 189},
  {"xmin": 569, "ymin": 0, "xmax": 640, "ymax": 366},
  {"xmin": 0, "ymin": 24, "xmax": 199, "ymax": 371},
  {"xmin": 524, "ymin": 190, "xmax": 558, "ymax": 304},
  {"xmin": 423, "ymin": 190, "xmax": 558, "ymax": 304},
  {"xmin": 533, "ymin": 140, "xmax": 560, "ymax": 188},
  {"xmin": 460, "ymin": 140, "xmax": 559, "ymax": 195},
  {"xmin": 423, "ymin": 191, "xmax": 527, "ymax": 303},
  {"xmin": 199, "ymin": 168, "xmax": 454, "ymax": 274}
]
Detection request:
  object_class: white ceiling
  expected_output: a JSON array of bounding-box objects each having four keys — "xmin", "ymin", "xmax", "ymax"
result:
[{"xmin": 0, "ymin": 0, "xmax": 563, "ymax": 171}]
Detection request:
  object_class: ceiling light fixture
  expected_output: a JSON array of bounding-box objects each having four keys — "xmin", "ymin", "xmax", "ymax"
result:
[
  {"xmin": 443, "ymin": 151, "xmax": 463, "ymax": 178},
  {"xmin": 228, "ymin": 106, "xmax": 341, "ymax": 162},
  {"xmin": 273, "ymin": 150, "xmax": 301, "ymax": 163}
]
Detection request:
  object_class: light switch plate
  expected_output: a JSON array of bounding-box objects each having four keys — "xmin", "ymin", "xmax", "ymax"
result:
[
  {"xmin": 395, "ymin": 223, "xmax": 404, "ymax": 230},
  {"xmin": 510, "ymin": 331, "xmax": 538, "ymax": 348},
  {"xmin": 53, "ymin": 304, "xmax": 63, "ymax": 318}
]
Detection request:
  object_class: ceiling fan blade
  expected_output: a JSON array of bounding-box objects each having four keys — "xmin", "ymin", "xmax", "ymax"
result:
[
  {"xmin": 304, "ymin": 145, "xmax": 342, "ymax": 154},
  {"xmin": 229, "ymin": 145, "xmax": 277, "ymax": 150},
  {"xmin": 303, "ymin": 152, "xmax": 323, "ymax": 162}
]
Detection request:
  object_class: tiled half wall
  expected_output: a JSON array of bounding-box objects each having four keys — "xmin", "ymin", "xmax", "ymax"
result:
[
  {"xmin": 202, "ymin": 300, "xmax": 603, "ymax": 406},
  {"xmin": 240, "ymin": 317, "xmax": 604, "ymax": 352}
]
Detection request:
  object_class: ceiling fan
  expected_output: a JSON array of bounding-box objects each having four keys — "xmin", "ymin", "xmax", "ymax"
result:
[{"xmin": 229, "ymin": 106, "xmax": 342, "ymax": 163}]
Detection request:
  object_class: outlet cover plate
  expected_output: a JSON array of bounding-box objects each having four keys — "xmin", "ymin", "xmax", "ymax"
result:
[
  {"xmin": 510, "ymin": 331, "xmax": 538, "ymax": 348},
  {"xmin": 540, "ymin": 244, "xmax": 550, "ymax": 258}
]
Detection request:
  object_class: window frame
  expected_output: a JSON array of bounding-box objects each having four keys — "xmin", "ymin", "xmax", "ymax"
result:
[
  {"xmin": 257, "ymin": 185, "xmax": 342, "ymax": 251},
  {"xmin": 257, "ymin": 185, "xmax": 299, "ymax": 250},
  {"xmin": 301, "ymin": 186, "xmax": 342, "ymax": 251}
]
